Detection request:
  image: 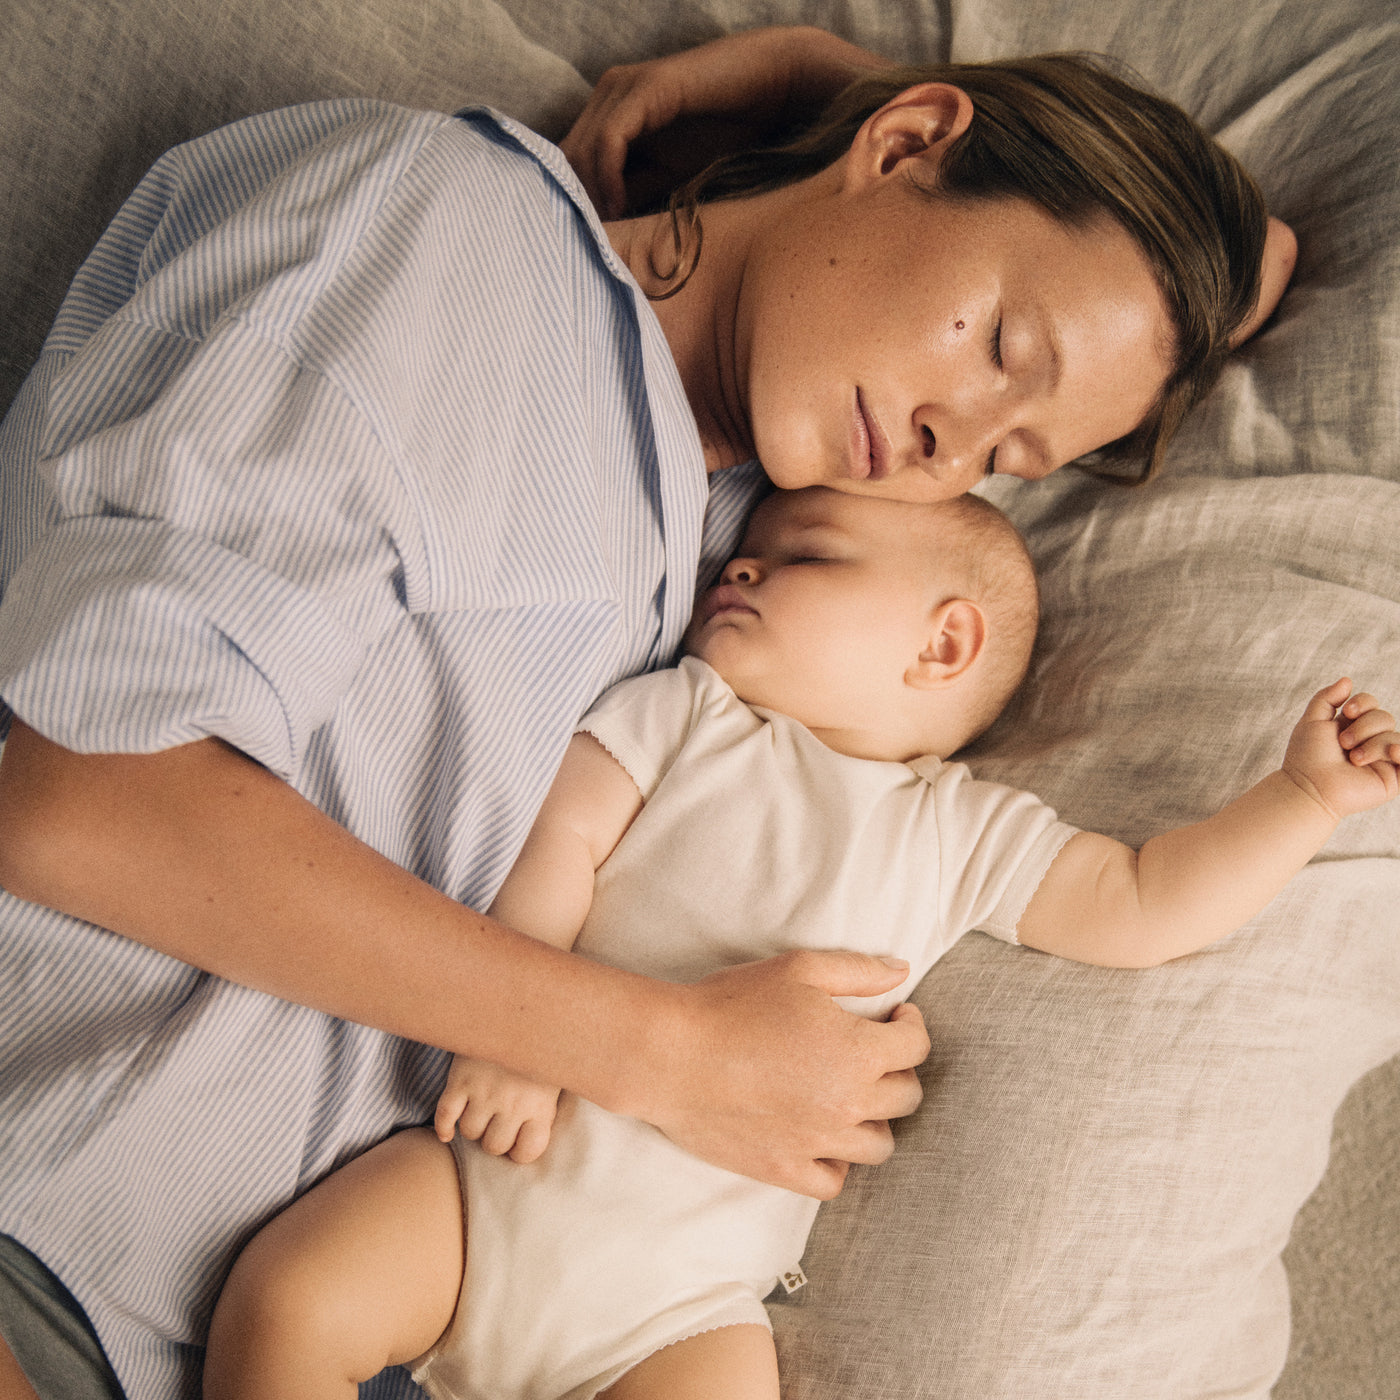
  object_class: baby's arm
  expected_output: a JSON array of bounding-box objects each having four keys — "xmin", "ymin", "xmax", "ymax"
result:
[
  {"xmin": 434, "ymin": 733, "xmax": 643, "ymax": 1162},
  {"xmin": 1018, "ymin": 680, "xmax": 1399, "ymax": 968}
]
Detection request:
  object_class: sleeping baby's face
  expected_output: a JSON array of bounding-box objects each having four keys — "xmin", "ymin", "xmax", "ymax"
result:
[{"xmin": 683, "ymin": 487, "xmax": 1005, "ymax": 761}]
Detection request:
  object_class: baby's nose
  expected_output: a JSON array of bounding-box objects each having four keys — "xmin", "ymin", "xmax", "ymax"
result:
[{"xmin": 723, "ymin": 557, "xmax": 762, "ymax": 584}]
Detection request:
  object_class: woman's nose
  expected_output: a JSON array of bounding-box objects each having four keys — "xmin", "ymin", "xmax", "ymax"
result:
[{"xmin": 914, "ymin": 397, "xmax": 1015, "ymax": 478}]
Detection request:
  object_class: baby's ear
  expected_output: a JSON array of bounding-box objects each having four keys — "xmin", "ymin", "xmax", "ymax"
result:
[{"xmin": 905, "ymin": 599, "xmax": 986, "ymax": 689}]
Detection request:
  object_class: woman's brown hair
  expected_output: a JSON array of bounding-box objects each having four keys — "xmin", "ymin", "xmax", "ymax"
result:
[{"xmin": 654, "ymin": 54, "xmax": 1267, "ymax": 483}]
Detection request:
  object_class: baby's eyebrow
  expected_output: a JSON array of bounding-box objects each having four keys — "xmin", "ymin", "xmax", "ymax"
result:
[{"xmin": 783, "ymin": 517, "xmax": 848, "ymax": 541}]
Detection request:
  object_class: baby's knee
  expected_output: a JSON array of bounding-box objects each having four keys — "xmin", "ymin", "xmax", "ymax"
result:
[
  {"xmin": 220, "ymin": 1225, "xmax": 330, "ymax": 1345},
  {"xmin": 204, "ymin": 1223, "xmax": 357, "ymax": 1396}
]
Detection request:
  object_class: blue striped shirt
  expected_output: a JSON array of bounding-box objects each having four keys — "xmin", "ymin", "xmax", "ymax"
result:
[{"xmin": 0, "ymin": 100, "xmax": 764, "ymax": 1399}]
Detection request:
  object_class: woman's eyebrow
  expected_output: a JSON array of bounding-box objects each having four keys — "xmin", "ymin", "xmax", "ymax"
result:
[{"xmin": 1030, "ymin": 302, "xmax": 1064, "ymax": 390}]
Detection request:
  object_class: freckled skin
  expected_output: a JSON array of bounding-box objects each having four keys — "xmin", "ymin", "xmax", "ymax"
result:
[{"xmin": 737, "ymin": 184, "xmax": 1171, "ymax": 502}]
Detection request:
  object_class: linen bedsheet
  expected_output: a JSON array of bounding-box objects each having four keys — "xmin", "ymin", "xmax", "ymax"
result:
[{"xmin": 2, "ymin": 0, "xmax": 1396, "ymax": 1397}]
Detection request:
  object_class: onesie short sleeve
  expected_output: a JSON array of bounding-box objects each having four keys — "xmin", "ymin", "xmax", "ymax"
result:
[
  {"xmin": 914, "ymin": 756, "xmax": 1080, "ymax": 945},
  {"xmin": 575, "ymin": 656, "xmax": 722, "ymax": 799}
]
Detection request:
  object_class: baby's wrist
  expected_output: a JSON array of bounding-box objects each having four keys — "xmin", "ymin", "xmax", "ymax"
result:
[{"xmin": 1272, "ymin": 765, "xmax": 1343, "ymax": 827}]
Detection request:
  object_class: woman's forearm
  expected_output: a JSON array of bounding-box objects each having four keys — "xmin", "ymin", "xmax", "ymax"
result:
[
  {"xmin": 0, "ymin": 720, "xmax": 929, "ymax": 1197},
  {"xmin": 0, "ymin": 720, "xmax": 660, "ymax": 1087}
]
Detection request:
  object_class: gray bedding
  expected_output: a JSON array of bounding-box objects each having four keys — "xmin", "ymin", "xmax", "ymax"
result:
[{"xmin": 3, "ymin": 0, "xmax": 1397, "ymax": 1395}]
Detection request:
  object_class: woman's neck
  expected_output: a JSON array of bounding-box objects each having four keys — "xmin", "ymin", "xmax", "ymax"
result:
[{"xmin": 606, "ymin": 200, "xmax": 765, "ymax": 475}]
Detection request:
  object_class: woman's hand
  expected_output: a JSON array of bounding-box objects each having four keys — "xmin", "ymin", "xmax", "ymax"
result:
[
  {"xmin": 636, "ymin": 950, "xmax": 929, "ymax": 1200},
  {"xmin": 560, "ymin": 25, "xmax": 893, "ymax": 219},
  {"xmin": 435, "ymin": 1054, "xmax": 562, "ymax": 1164},
  {"xmin": 1229, "ymin": 215, "xmax": 1298, "ymax": 347}
]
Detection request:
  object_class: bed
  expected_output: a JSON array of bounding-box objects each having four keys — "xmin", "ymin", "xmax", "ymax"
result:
[{"xmin": 3, "ymin": 1, "xmax": 1397, "ymax": 1396}]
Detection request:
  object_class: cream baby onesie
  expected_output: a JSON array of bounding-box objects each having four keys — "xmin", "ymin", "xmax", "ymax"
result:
[{"xmin": 412, "ymin": 658, "xmax": 1077, "ymax": 1400}]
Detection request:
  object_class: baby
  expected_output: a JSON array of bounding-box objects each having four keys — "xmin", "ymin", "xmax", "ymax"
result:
[{"xmin": 203, "ymin": 486, "xmax": 1400, "ymax": 1400}]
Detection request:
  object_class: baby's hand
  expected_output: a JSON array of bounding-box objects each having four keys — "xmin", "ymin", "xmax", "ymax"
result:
[
  {"xmin": 1282, "ymin": 679, "xmax": 1400, "ymax": 819},
  {"xmin": 434, "ymin": 1054, "xmax": 562, "ymax": 1164}
]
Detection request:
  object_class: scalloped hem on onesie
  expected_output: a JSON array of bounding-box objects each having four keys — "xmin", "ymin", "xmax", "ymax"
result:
[
  {"xmin": 411, "ymin": 1300, "xmax": 771, "ymax": 1400},
  {"xmin": 557, "ymin": 1307, "xmax": 773, "ymax": 1400}
]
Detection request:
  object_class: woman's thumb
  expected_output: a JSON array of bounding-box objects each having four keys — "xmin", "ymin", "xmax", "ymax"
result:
[{"xmin": 790, "ymin": 949, "xmax": 910, "ymax": 998}]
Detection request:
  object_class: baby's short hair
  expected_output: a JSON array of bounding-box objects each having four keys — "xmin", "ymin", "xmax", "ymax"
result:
[{"xmin": 923, "ymin": 493, "xmax": 1039, "ymax": 747}]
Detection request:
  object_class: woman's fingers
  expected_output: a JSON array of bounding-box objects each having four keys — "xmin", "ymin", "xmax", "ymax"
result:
[
  {"xmin": 641, "ymin": 951, "xmax": 929, "ymax": 1198},
  {"xmin": 559, "ymin": 27, "xmax": 892, "ymax": 219},
  {"xmin": 560, "ymin": 64, "xmax": 667, "ymax": 217},
  {"xmin": 1229, "ymin": 215, "xmax": 1297, "ymax": 348}
]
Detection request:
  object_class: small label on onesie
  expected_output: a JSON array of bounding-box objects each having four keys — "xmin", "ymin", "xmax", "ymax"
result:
[{"xmin": 778, "ymin": 1267, "xmax": 808, "ymax": 1294}]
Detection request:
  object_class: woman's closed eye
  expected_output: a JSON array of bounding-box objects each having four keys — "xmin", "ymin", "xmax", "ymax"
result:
[{"xmin": 982, "ymin": 316, "xmax": 1006, "ymax": 475}]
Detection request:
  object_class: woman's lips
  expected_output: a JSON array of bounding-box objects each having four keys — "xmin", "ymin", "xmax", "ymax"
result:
[{"xmin": 852, "ymin": 389, "xmax": 891, "ymax": 481}]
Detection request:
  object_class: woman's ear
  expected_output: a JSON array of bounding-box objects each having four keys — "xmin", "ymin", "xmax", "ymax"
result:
[
  {"xmin": 846, "ymin": 83, "xmax": 975, "ymax": 186},
  {"xmin": 905, "ymin": 598, "xmax": 987, "ymax": 690}
]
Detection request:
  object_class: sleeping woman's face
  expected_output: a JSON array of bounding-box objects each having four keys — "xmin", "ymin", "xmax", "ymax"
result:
[{"xmin": 734, "ymin": 175, "xmax": 1174, "ymax": 503}]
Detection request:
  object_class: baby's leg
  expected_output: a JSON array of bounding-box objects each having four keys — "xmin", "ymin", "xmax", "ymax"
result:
[
  {"xmin": 203, "ymin": 1127, "xmax": 463, "ymax": 1400},
  {"xmin": 599, "ymin": 1324, "xmax": 779, "ymax": 1400}
]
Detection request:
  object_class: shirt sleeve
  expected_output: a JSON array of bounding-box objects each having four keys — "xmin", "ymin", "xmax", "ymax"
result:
[
  {"xmin": 0, "ymin": 104, "xmax": 443, "ymax": 776},
  {"xmin": 0, "ymin": 318, "xmax": 412, "ymax": 776},
  {"xmin": 924, "ymin": 759, "xmax": 1081, "ymax": 945}
]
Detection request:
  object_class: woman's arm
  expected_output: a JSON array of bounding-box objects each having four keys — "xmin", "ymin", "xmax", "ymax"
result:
[
  {"xmin": 560, "ymin": 26, "xmax": 893, "ymax": 218},
  {"xmin": 0, "ymin": 720, "xmax": 927, "ymax": 1198},
  {"xmin": 1017, "ymin": 680, "xmax": 1399, "ymax": 968}
]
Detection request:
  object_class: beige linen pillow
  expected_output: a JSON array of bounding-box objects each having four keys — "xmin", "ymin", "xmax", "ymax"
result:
[{"xmin": 766, "ymin": 0, "xmax": 1400, "ymax": 1387}]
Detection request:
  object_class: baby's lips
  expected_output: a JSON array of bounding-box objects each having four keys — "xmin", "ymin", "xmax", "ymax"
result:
[{"xmin": 700, "ymin": 583, "xmax": 756, "ymax": 623}]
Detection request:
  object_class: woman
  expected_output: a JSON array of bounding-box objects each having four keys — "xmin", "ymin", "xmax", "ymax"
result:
[{"xmin": 0, "ymin": 27, "xmax": 1284, "ymax": 1400}]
